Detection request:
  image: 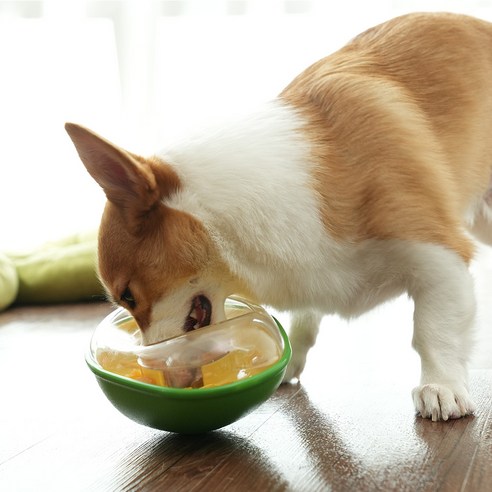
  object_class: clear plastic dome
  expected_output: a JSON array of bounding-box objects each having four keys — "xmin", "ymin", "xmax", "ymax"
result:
[{"xmin": 89, "ymin": 296, "xmax": 284, "ymax": 389}]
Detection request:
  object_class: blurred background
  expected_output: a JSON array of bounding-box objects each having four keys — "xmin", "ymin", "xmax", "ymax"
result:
[{"xmin": 1, "ymin": 0, "xmax": 492, "ymax": 251}]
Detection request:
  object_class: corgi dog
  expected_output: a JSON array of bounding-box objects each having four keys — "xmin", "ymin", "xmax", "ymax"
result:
[{"xmin": 66, "ymin": 12, "xmax": 492, "ymax": 421}]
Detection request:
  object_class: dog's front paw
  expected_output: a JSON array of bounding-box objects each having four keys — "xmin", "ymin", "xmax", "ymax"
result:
[
  {"xmin": 282, "ymin": 352, "xmax": 307, "ymax": 384},
  {"xmin": 282, "ymin": 310, "xmax": 322, "ymax": 384},
  {"xmin": 412, "ymin": 384, "xmax": 475, "ymax": 421}
]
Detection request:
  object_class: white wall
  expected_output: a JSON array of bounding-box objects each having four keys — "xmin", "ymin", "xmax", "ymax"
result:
[{"xmin": 1, "ymin": 0, "xmax": 492, "ymax": 250}]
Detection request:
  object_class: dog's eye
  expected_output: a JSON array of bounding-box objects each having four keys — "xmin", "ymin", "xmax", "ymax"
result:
[{"xmin": 120, "ymin": 287, "xmax": 136, "ymax": 309}]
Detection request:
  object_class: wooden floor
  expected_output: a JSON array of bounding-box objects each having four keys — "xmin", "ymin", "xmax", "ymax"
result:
[{"xmin": 1, "ymin": 252, "xmax": 492, "ymax": 491}]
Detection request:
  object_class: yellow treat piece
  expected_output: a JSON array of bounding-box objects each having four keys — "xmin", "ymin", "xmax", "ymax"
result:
[
  {"xmin": 140, "ymin": 366, "xmax": 167, "ymax": 386},
  {"xmin": 202, "ymin": 350, "xmax": 267, "ymax": 387},
  {"xmin": 118, "ymin": 318, "xmax": 139, "ymax": 334},
  {"xmin": 97, "ymin": 350, "xmax": 141, "ymax": 379},
  {"xmin": 128, "ymin": 368, "xmax": 144, "ymax": 380},
  {"xmin": 97, "ymin": 349, "xmax": 168, "ymax": 386}
]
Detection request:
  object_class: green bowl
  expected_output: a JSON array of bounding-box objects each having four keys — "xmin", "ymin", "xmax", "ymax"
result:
[{"xmin": 86, "ymin": 299, "xmax": 291, "ymax": 434}]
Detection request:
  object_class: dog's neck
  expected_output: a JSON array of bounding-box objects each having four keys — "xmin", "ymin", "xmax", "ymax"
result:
[{"xmin": 158, "ymin": 99, "xmax": 329, "ymax": 303}]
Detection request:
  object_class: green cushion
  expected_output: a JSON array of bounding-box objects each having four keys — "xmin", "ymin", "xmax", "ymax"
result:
[
  {"xmin": 0, "ymin": 252, "xmax": 18, "ymax": 310},
  {"xmin": 12, "ymin": 236, "xmax": 105, "ymax": 304}
]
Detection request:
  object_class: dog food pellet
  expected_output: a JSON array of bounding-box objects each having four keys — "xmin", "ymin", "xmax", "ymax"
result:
[{"xmin": 96, "ymin": 348, "xmax": 273, "ymax": 389}]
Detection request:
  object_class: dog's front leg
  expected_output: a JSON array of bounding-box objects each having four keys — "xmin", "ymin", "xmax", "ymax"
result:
[
  {"xmin": 283, "ymin": 309, "xmax": 323, "ymax": 383},
  {"xmin": 410, "ymin": 245, "xmax": 476, "ymax": 421}
]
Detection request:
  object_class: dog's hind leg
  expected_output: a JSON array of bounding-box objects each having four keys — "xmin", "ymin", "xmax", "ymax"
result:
[
  {"xmin": 283, "ymin": 309, "xmax": 323, "ymax": 383},
  {"xmin": 408, "ymin": 243, "xmax": 476, "ymax": 421}
]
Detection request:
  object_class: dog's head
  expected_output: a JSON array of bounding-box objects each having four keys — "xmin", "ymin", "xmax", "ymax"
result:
[{"xmin": 65, "ymin": 123, "xmax": 245, "ymax": 344}]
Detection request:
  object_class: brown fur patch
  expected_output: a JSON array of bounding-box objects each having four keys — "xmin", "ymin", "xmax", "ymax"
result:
[
  {"xmin": 65, "ymin": 122, "xmax": 251, "ymax": 331},
  {"xmin": 98, "ymin": 173, "xmax": 252, "ymax": 331},
  {"xmin": 99, "ymin": 200, "xmax": 214, "ymax": 330},
  {"xmin": 281, "ymin": 13, "xmax": 492, "ymax": 263}
]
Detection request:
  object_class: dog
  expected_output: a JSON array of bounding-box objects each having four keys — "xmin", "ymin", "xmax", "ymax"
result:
[{"xmin": 66, "ymin": 12, "xmax": 492, "ymax": 421}]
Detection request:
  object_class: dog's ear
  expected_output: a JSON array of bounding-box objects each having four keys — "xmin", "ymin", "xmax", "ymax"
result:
[{"xmin": 65, "ymin": 123, "xmax": 166, "ymax": 211}]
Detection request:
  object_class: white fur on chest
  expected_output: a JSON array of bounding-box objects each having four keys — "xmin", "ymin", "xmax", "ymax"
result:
[{"xmin": 159, "ymin": 100, "xmax": 406, "ymax": 315}]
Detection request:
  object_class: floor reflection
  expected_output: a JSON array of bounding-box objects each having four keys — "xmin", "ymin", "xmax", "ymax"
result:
[{"xmin": 112, "ymin": 425, "xmax": 289, "ymax": 490}]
